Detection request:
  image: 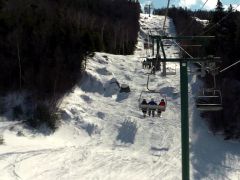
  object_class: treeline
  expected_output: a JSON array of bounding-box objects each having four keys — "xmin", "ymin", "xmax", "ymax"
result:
[
  {"xmin": 204, "ymin": 2, "xmax": 240, "ymax": 140},
  {"xmin": 154, "ymin": 7, "xmax": 206, "ymax": 35},
  {"xmin": 0, "ymin": 0, "xmax": 140, "ymax": 130},
  {"xmin": 155, "ymin": 2, "xmax": 240, "ymax": 140},
  {"xmin": 154, "ymin": 7, "xmax": 207, "ymax": 56}
]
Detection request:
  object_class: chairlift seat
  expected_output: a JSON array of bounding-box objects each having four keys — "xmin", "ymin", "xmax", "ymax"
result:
[
  {"xmin": 166, "ymin": 71, "xmax": 176, "ymax": 75},
  {"xmin": 196, "ymin": 89, "xmax": 223, "ymax": 111},
  {"xmin": 196, "ymin": 104, "xmax": 223, "ymax": 111},
  {"xmin": 139, "ymin": 104, "xmax": 166, "ymax": 111},
  {"xmin": 138, "ymin": 91, "xmax": 167, "ymax": 111},
  {"xmin": 197, "ymin": 95, "xmax": 220, "ymax": 98},
  {"xmin": 166, "ymin": 66, "xmax": 177, "ymax": 75}
]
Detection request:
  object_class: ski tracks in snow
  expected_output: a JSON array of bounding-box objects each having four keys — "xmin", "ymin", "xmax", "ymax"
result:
[
  {"xmin": 0, "ymin": 14, "xmax": 183, "ymax": 180},
  {"xmin": 0, "ymin": 146, "xmax": 92, "ymax": 180}
]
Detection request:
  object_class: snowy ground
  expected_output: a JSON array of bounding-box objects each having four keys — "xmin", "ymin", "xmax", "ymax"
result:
[{"xmin": 0, "ymin": 14, "xmax": 240, "ymax": 180}]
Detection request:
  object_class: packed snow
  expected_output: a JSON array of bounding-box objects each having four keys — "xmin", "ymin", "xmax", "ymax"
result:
[{"xmin": 0, "ymin": 14, "xmax": 240, "ymax": 180}]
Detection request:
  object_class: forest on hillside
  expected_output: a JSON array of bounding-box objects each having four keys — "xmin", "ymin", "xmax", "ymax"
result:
[
  {"xmin": 155, "ymin": 1, "xmax": 240, "ymax": 140},
  {"xmin": 0, "ymin": 0, "xmax": 140, "ymax": 130}
]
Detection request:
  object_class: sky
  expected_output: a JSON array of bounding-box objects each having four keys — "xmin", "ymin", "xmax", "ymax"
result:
[{"xmin": 139, "ymin": 0, "xmax": 240, "ymax": 11}]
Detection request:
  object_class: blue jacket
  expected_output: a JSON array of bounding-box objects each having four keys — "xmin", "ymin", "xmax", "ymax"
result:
[{"xmin": 148, "ymin": 101, "xmax": 157, "ymax": 105}]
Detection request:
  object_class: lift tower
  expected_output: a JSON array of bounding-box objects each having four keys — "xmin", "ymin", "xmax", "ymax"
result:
[{"xmin": 149, "ymin": 35, "xmax": 221, "ymax": 180}]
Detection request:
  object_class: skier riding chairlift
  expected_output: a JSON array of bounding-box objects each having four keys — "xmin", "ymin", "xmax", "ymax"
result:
[
  {"xmin": 157, "ymin": 99, "xmax": 166, "ymax": 117},
  {"xmin": 141, "ymin": 99, "xmax": 148, "ymax": 117},
  {"xmin": 148, "ymin": 98, "xmax": 157, "ymax": 117}
]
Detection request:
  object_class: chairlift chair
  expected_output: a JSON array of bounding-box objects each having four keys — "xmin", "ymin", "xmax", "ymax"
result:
[
  {"xmin": 143, "ymin": 42, "xmax": 153, "ymax": 49},
  {"xmin": 166, "ymin": 64, "xmax": 177, "ymax": 75},
  {"xmin": 142, "ymin": 59, "xmax": 152, "ymax": 69},
  {"xmin": 196, "ymin": 88, "xmax": 223, "ymax": 111},
  {"xmin": 138, "ymin": 91, "xmax": 167, "ymax": 111}
]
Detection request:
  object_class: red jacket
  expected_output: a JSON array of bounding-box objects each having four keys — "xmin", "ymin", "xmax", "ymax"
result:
[{"xmin": 159, "ymin": 101, "xmax": 165, "ymax": 106}]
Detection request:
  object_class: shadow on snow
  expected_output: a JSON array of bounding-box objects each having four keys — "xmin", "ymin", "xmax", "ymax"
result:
[{"xmin": 117, "ymin": 120, "xmax": 137, "ymax": 144}]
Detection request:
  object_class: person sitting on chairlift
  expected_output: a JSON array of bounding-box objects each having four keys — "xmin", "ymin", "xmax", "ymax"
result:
[
  {"xmin": 141, "ymin": 99, "xmax": 148, "ymax": 117},
  {"xmin": 157, "ymin": 99, "xmax": 166, "ymax": 117},
  {"xmin": 148, "ymin": 98, "xmax": 157, "ymax": 117},
  {"xmin": 142, "ymin": 60, "xmax": 146, "ymax": 69},
  {"xmin": 146, "ymin": 59, "xmax": 152, "ymax": 69},
  {"xmin": 151, "ymin": 66, "xmax": 156, "ymax": 75}
]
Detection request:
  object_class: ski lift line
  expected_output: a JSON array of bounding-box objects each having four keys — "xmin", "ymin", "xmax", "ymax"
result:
[
  {"xmin": 170, "ymin": 40, "xmax": 219, "ymax": 64},
  {"xmin": 149, "ymin": 34, "xmax": 195, "ymax": 65},
  {"xmin": 200, "ymin": 0, "xmax": 210, "ymax": 9},
  {"xmin": 150, "ymin": 35, "xmax": 221, "ymax": 62},
  {"xmin": 172, "ymin": 40, "xmax": 194, "ymax": 58},
  {"xmin": 162, "ymin": 0, "xmax": 171, "ymax": 32},
  {"xmin": 152, "ymin": 35, "xmax": 215, "ymax": 58},
  {"xmin": 147, "ymin": 73, "xmax": 155, "ymax": 91},
  {"xmin": 200, "ymin": 3, "xmax": 240, "ymax": 35},
  {"xmin": 220, "ymin": 60, "xmax": 240, "ymax": 73}
]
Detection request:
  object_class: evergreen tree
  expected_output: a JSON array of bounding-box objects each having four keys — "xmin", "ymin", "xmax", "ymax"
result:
[
  {"xmin": 222, "ymin": 4, "xmax": 237, "ymax": 63},
  {"xmin": 0, "ymin": 0, "xmax": 141, "ymax": 129},
  {"xmin": 204, "ymin": 0, "xmax": 226, "ymax": 55},
  {"xmin": 235, "ymin": 12, "xmax": 240, "ymax": 58},
  {"xmin": 228, "ymin": 4, "xmax": 233, "ymax": 12},
  {"xmin": 212, "ymin": 0, "xmax": 225, "ymax": 23}
]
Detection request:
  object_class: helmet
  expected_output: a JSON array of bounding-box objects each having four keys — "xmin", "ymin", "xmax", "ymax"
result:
[
  {"xmin": 151, "ymin": 98, "xmax": 154, "ymax": 101},
  {"xmin": 161, "ymin": 99, "xmax": 164, "ymax": 101}
]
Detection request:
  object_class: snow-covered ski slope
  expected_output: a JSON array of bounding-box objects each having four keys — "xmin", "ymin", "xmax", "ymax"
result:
[{"xmin": 1, "ymin": 14, "xmax": 240, "ymax": 180}]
